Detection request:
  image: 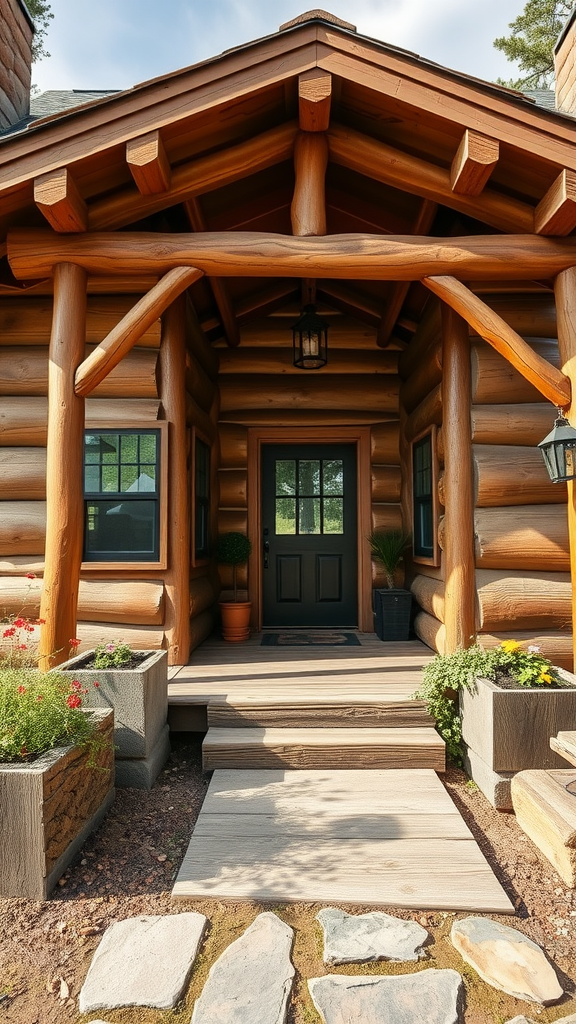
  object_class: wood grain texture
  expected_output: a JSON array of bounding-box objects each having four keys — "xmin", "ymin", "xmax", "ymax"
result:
[
  {"xmin": 371, "ymin": 503, "xmax": 403, "ymax": 533},
  {"xmin": 555, "ymin": 266, "xmax": 576, "ymax": 671},
  {"xmin": 0, "ymin": 397, "xmax": 159, "ymax": 446},
  {"xmin": 185, "ymin": 350, "xmax": 215, "ymax": 412},
  {"xmin": 185, "ymin": 197, "xmax": 240, "ymax": 349},
  {"xmin": 126, "ymin": 130, "xmax": 172, "ymax": 195},
  {"xmin": 371, "ymin": 465, "xmax": 402, "ymax": 503},
  {"xmin": 185, "ymin": 299, "xmax": 220, "ymax": 380},
  {"xmin": 189, "ymin": 575, "xmax": 218, "ymax": 619},
  {"xmin": 217, "ymin": 347, "xmax": 398, "ymax": 375},
  {"xmin": 535, "ymin": 169, "xmax": 576, "ymax": 236},
  {"xmin": 0, "ymin": 576, "xmax": 164, "ymax": 625},
  {"xmin": 0, "ymin": 500, "xmax": 46, "ymax": 555},
  {"xmin": 298, "ymin": 68, "xmax": 332, "ymax": 131},
  {"xmin": 478, "ymin": 631, "xmax": 573, "ymax": 671},
  {"xmin": 441, "ymin": 306, "xmax": 476, "ymax": 651},
  {"xmin": 468, "ymin": 294, "xmax": 557, "ymax": 339},
  {"xmin": 11, "ymin": 229, "xmax": 576, "ymax": 282},
  {"xmin": 0, "ymin": 296, "xmax": 162, "ymax": 347},
  {"xmin": 413, "ymin": 610, "xmax": 446, "ymax": 655},
  {"xmin": 218, "ymin": 469, "xmax": 248, "ymax": 508},
  {"xmin": 410, "ymin": 574, "xmax": 445, "ymax": 624},
  {"xmin": 291, "ymin": 131, "xmax": 329, "ymax": 236},
  {"xmin": 476, "ymin": 569, "xmax": 572, "ymax": 631},
  {"xmin": 405, "ymin": 385, "xmax": 442, "ymax": 442},
  {"xmin": 550, "ymin": 733, "xmax": 576, "ymax": 768},
  {"xmin": 371, "ymin": 422, "xmax": 401, "ymax": 465},
  {"xmin": 399, "ymin": 341, "xmax": 442, "ymax": 413},
  {"xmin": 473, "ymin": 505, "xmax": 569, "ymax": 570},
  {"xmin": 470, "ymin": 404, "xmax": 557, "ymax": 446},
  {"xmin": 207, "ymin": 700, "xmax": 433, "ymax": 729},
  {"xmin": 473, "ymin": 444, "xmax": 566, "ymax": 507},
  {"xmin": 219, "ymin": 375, "xmax": 399, "ymax": 413},
  {"xmin": 512, "ymin": 770, "xmax": 576, "ymax": 887},
  {"xmin": 450, "ymin": 130, "xmax": 499, "ymax": 196},
  {"xmin": 74, "ymin": 267, "xmax": 202, "ymax": 397},
  {"xmin": 471, "ymin": 339, "xmax": 561, "ymax": 405},
  {"xmin": 0, "ymin": 447, "xmax": 46, "ymax": 499},
  {"xmin": 0, "ymin": 346, "xmax": 158, "ymax": 398},
  {"xmin": 219, "ymin": 422, "xmax": 248, "ymax": 468},
  {"xmin": 34, "ymin": 168, "xmax": 88, "ymax": 233},
  {"xmin": 39, "ymin": 264, "xmax": 86, "ymax": 669},
  {"xmin": 425, "ymin": 276, "xmax": 569, "ymax": 407}
]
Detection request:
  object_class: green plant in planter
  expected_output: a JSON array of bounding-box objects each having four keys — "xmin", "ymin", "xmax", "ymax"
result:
[
  {"xmin": 92, "ymin": 639, "xmax": 132, "ymax": 669},
  {"xmin": 216, "ymin": 532, "xmax": 252, "ymax": 602},
  {"xmin": 368, "ymin": 529, "xmax": 410, "ymax": 588}
]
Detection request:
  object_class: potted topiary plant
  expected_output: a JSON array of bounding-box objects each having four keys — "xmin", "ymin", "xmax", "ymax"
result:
[
  {"xmin": 369, "ymin": 529, "xmax": 412, "ymax": 641},
  {"xmin": 216, "ymin": 531, "xmax": 253, "ymax": 642}
]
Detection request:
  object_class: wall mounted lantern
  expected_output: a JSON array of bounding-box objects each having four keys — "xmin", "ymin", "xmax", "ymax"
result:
[
  {"xmin": 538, "ymin": 411, "xmax": 576, "ymax": 483},
  {"xmin": 292, "ymin": 304, "xmax": 328, "ymax": 369}
]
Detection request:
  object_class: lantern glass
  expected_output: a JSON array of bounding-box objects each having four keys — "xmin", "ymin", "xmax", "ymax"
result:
[
  {"xmin": 538, "ymin": 414, "xmax": 576, "ymax": 483},
  {"xmin": 292, "ymin": 304, "xmax": 328, "ymax": 369}
]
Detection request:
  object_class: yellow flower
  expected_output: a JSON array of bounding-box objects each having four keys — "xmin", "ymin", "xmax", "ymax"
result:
[
  {"xmin": 539, "ymin": 671, "xmax": 552, "ymax": 684},
  {"xmin": 501, "ymin": 640, "xmax": 521, "ymax": 653}
]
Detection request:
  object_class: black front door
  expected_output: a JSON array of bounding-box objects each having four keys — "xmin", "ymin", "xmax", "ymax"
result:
[{"xmin": 261, "ymin": 444, "xmax": 358, "ymax": 627}]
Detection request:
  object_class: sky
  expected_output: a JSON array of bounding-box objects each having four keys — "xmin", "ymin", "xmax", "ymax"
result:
[{"xmin": 31, "ymin": 0, "xmax": 533, "ymax": 96}]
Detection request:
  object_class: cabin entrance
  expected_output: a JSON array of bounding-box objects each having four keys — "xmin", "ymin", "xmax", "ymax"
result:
[{"xmin": 261, "ymin": 443, "xmax": 358, "ymax": 627}]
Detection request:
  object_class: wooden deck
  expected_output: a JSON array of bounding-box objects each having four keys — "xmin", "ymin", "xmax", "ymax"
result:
[{"xmin": 172, "ymin": 768, "xmax": 514, "ymax": 912}]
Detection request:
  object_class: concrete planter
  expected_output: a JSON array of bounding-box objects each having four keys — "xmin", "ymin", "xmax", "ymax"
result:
[
  {"xmin": 0, "ymin": 708, "xmax": 114, "ymax": 900},
  {"xmin": 460, "ymin": 673, "xmax": 576, "ymax": 810},
  {"xmin": 59, "ymin": 650, "xmax": 169, "ymax": 789}
]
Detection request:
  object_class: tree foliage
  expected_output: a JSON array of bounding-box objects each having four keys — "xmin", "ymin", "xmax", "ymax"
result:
[
  {"xmin": 493, "ymin": 0, "xmax": 574, "ymax": 89},
  {"xmin": 25, "ymin": 0, "xmax": 53, "ymax": 63}
]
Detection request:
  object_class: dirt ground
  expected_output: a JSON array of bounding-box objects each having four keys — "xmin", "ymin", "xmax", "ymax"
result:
[{"xmin": 1, "ymin": 735, "xmax": 576, "ymax": 1024}]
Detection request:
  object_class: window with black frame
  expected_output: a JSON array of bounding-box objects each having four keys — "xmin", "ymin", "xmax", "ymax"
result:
[
  {"xmin": 83, "ymin": 430, "xmax": 160, "ymax": 561},
  {"xmin": 194, "ymin": 436, "xmax": 210, "ymax": 561},
  {"xmin": 412, "ymin": 431, "xmax": 434, "ymax": 560}
]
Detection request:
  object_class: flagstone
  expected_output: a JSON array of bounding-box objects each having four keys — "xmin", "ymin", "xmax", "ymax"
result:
[
  {"xmin": 79, "ymin": 913, "xmax": 207, "ymax": 1013},
  {"xmin": 308, "ymin": 969, "xmax": 463, "ymax": 1024},
  {"xmin": 316, "ymin": 907, "xmax": 428, "ymax": 964}
]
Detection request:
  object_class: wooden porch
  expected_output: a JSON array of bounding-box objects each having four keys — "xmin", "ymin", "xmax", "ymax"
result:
[{"xmin": 167, "ymin": 635, "xmax": 445, "ymax": 771}]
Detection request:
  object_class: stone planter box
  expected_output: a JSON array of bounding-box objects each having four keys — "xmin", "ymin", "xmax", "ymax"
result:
[
  {"xmin": 59, "ymin": 649, "xmax": 169, "ymax": 790},
  {"xmin": 460, "ymin": 673, "xmax": 576, "ymax": 810},
  {"xmin": 0, "ymin": 708, "xmax": 114, "ymax": 900}
]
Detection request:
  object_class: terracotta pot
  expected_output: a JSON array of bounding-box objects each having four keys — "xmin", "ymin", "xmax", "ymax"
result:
[{"xmin": 220, "ymin": 601, "xmax": 252, "ymax": 642}]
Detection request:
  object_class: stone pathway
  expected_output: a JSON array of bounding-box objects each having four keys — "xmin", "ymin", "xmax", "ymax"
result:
[{"xmin": 79, "ymin": 908, "xmax": 567, "ymax": 1023}]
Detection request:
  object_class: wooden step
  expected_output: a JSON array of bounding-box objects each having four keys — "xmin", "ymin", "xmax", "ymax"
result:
[
  {"xmin": 202, "ymin": 726, "xmax": 445, "ymax": 771},
  {"xmin": 206, "ymin": 698, "xmax": 433, "ymax": 729},
  {"xmin": 550, "ymin": 731, "xmax": 576, "ymax": 768},
  {"xmin": 511, "ymin": 769, "xmax": 576, "ymax": 887}
]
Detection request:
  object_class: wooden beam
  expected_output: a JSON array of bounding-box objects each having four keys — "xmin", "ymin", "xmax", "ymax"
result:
[
  {"xmin": 185, "ymin": 198, "xmax": 240, "ymax": 347},
  {"xmin": 74, "ymin": 266, "xmax": 202, "ymax": 397},
  {"xmin": 11, "ymin": 229, "xmax": 576, "ymax": 283},
  {"xmin": 554, "ymin": 267, "xmax": 576, "ymax": 671},
  {"xmin": 90, "ymin": 121, "xmax": 298, "ymax": 231},
  {"xmin": 291, "ymin": 131, "xmax": 329, "ymax": 236},
  {"xmin": 450, "ymin": 130, "xmax": 499, "ymax": 196},
  {"xmin": 159, "ymin": 297, "xmax": 191, "ymax": 665},
  {"xmin": 38, "ymin": 263, "xmax": 86, "ymax": 670},
  {"xmin": 535, "ymin": 169, "xmax": 576, "ymax": 236},
  {"xmin": 316, "ymin": 281, "xmax": 380, "ymax": 328},
  {"xmin": 328, "ymin": 122, "xmax": 534, "ymax": 234},
  {"xmin": 34, "ymin": 168, "xmax": 87, "ymax": 234},
  {"xmin": 236, "ymin": 282, "xmax": 299, "ymax": 324},
  {"xmin": 126, "ymin": 130, "xmax": 171, "ymax": 195},
  {"xmin": 378, "ymin": 199, "xmax": 438, "ymax": 348},
  {"xmin": 298, "ymin": 68, "xmax": 332, "ymax": 131},
  {"xmin": 441, "ymin": 305, "xmax": 476, "ymax": 651},
  {"xmin": 423, "ymin": 276, "xmax": 571, "ymax": 407}
]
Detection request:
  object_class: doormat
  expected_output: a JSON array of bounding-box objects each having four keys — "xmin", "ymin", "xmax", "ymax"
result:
[{"xmin": 261, "ymin": 631, "xmax": 361, "ymax": 647}]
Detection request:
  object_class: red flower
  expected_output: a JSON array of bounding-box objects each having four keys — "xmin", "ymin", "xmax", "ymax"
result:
[
  {"xmin": 70, "ymin": 680, "xmax": 82, "ymax": 692},
  {"xmin": 2, "ymin": 627, "xmax": 16, "ymax": 638},
  {"xmin": 24, "ymin": 624, "xmax": 34, "ymax": 633},
  {"xmin": 69, "ymin": 638, "xmax": 81, "ymax": 649},
  {"xmin": 25, "ymin": 572, "xmax": 36, "ymax": 580},
  {"xmin": 17, "ymin": 644, "xmax": 27, "ymax": 651},
  {"xmin": 66, "ymin": 694, "xmax": 82, "ymax": 709},
  {"xmin": 37, "ymin": 694, "xmax": 43, "ymax": 701},
  {"xmin": 13, "ymin": 618, "xmax": 26, "ymax": 628},
  {"xmin": 17, "ymin": 685, "xmax": 26, "ymax": 694},
  {"xmin": 36, "ymin": 618, "xmax": 46, "ymax": 625},
  {"xmin": 93, "ymin": 681, "xmax": 100, "ymax": 688}
]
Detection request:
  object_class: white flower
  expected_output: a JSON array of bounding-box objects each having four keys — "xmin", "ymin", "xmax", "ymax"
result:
[{"xmin": 527, "ymin": 644, "xmax": 540, "ymax": 654}]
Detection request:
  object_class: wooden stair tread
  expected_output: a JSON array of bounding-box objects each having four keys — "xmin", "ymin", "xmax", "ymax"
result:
[
  {"xmin": 206, "ymin": 698, "xmax": 432, "ymax": 729},
  {"xmin": 205, "ymin": 726, "xmax": 442, "ymax": 746},
  {"xmin": 551, "ymin": 731, "xmax": 576, "ymax": 768}
]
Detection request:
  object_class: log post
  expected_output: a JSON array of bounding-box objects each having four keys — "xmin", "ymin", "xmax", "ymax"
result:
[
  {"xmin": 159, "ymin": 295, "xmax": 191, "ymax": 665},
  {"xmin": 554, "ymin": 266, "xmax": 576, "ymax": 670},
  {"xmin": 441, "ymin": 305, "xmax": 476, "ymax": 651},
  {"xmin": 39, "ymin": 263, "xmax": 87, "ymax": 669},
  {"xmin": 291, "ymin": 132, "xmax": 329, "ymax": 237}
]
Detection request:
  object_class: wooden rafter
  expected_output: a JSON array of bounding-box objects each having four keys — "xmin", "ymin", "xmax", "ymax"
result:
[
  {"xmin": 12, "ymin": 229, "xmax": 576, "ymax": 282},
  {"xmin": 89, "ymin": 122, "xmax": 298, "ymax": 231},
  {"xmin": 236, "ymin": 282, "xmax": 299, "ymax": 324},
  {"xmin": 75, "ymin": 266, "xmax": 203, "ymax": 396},
  {"xmin": 34, "ymin": 168, "xmax": 88, "ymax": 233},
  {"xmin": 298, "ymin": 69, "xmax": 332, "ymax": 131},
  {"xmin": 126, "ymin": 130, "xmax": 172, "ymax": 195},
  {"xmin": 377, "ymin": 199, "xmax": 438, "ymax": 348},
  {"xmin": 535, "ymin": 169, "xmax": 576, "ymax": 236},
  {"xmin": 423, "ymin": 274, "xmax": 570, "ymax": 407},
  {"xmin": 328, "ymin": 122, "xmax": 534, "ymax": 234},
  {"xmin": 450, "ymin": 130, "xmax": 499, "ymax": 196},
  {"xmin": 317, "ymin": 281, "xmax": 381, "ymax": 328},
  {"xmin": 185, "ymin": 197, "xmax": 240, "ymax": 347}
]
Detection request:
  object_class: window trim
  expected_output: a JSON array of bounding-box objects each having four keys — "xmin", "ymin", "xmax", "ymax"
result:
[
  {"xmin": 191, "ymin": 427, "xmax": 212, "ymax": 567},
  {"xmin": 81, "ymin": 421, "xmax": 168, "ymax": 572},
  {"xmin": 411, "ymin": 425, "xmax": 440, "ymax": 567}
]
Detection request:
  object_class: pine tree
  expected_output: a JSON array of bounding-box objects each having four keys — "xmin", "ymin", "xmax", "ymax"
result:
[
  {"xmin": 25, "ymin": 0, "xmax": 53, "ymax": 63},
  {"xmin": 493, "ymin": 0, "xmax": 574, "ymax": 88}
]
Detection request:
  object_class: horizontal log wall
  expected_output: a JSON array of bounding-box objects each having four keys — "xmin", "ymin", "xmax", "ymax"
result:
[{"xmin": 0, "ymin": 294, "xmax": 169, "ymax": 651}]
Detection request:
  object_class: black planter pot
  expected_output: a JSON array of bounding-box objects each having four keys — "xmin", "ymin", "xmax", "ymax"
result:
[{"xmin": 373, "ymin": 588, "xmax": 412, "ymax": 641}]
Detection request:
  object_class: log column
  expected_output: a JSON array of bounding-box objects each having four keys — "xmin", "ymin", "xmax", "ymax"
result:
[
  {"xmin": 39, "ymin": 263, "xmax": 87, "ymax": 669},
  {"xmin": 554, "ymin": 267, "xmax": 576, "ymax": 670},
  {"xmin": 159, "ymin": 295, "xmax": 190, "ymax": 665},
  {"xmin": 441, "ymin": 305, "xmax": 476, "ymax": 651}
]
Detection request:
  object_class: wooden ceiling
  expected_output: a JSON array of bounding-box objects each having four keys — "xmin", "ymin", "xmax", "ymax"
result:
[{"xmin": 1, "ymin": 14, "xmax": 574, "ymax": 346}]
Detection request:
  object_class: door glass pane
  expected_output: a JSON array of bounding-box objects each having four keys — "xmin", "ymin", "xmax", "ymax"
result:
[
  {"xmin": 276, "ymin": 460, "xmax": 296, "ymax": 496},
  {"xmin": 323, "ymin": 497, "xmax": 344, "ymax": 534},
  {"xmin": 276, "ymin": 498, "xmax": 296, "ymax": 534},
  {"xmin": 322, "ymin": 460, "xmax": 344, "ymax": 495},
  {"xmin": 299, "ymin": 497, "xmax": 321, "ymax": 534},
  {"xmin": 299, "ymin": 460, "xmax": 320, "ymax": 496}
]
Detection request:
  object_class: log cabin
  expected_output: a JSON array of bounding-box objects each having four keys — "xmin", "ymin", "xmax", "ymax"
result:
[{"xmin": 2, "ymin": 2, "xmax": 576, "ymax": 670}]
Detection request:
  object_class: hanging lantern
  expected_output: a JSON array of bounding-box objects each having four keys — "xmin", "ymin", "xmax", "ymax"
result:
[
  {"xmin": 538, "ymin": 411, "xmax": 576, "ymax": 483},
  {"xmin": 292, "ymin": 304, "xmax": 328, "ymax": 369}
]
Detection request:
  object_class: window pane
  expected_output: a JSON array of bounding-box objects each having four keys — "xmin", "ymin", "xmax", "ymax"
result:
[
  {"xmin": 275, "ymin": 460, "xmax": 296, "ymax": 496},
  {"xmin": 120, "ymin": 465, "xmax": 138, "ymax": 492},
  {"xmin": 84, "ymin": 465, "xmax": 100, "ymax": 492},
  {"xmin": 139, "ymin": 434, "xmax": 157, "ymax": 462},
  {"xmin": 120, "ymin": 434, "xmax": 138, "ymax": 461},
  {"xmin": 138, "ymin": 465, "xmax": 157, "ymax": 491},
  {"xmin": 323, "ymin": 497, "xmax": 344, "ymax": 534},
  {"xmin": 102, "ymin": 464, "xmax": 119, "ymax": 492},
  {"xmin": 101, "ymin": 435, "xmax": 119, "ymax": 463},
  {"xmin": 322, "ymin": 460, "xmax": 343, "ymax": 495},
  {"xmin": 299, "ymin": 460, "xmax": 320, "ymax": 496},
  {"xmin": 299, "ymin": 497, "xmax": 321, "ymax": 534},
  {"xmin": 84, "ymin": 499, "xmax": 157, "ymax": 558},
  {"xmin": 276, "ymin": 498, "xmax": 296, "ymax": 534}
]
